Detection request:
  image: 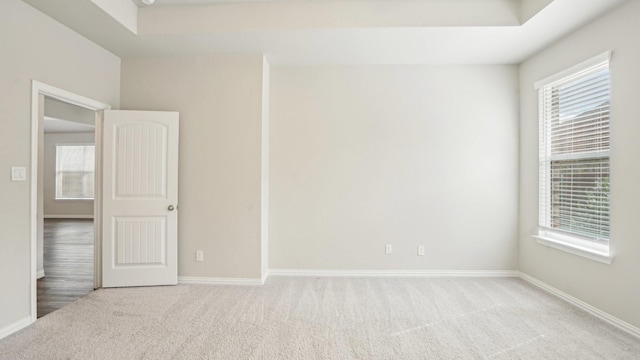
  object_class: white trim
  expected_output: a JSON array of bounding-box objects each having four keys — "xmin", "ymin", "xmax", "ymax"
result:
[
  {"xmin": 519, "ymin": 272, "xmax": 640, "ymax": 339},
  {"xmin": 53, "ymin": 199, "xmax": 94, "ymax": 202},
  {"xmin": 548, "ymin": 150, "xmax": 610, "ymax": 162},
  {"xmin": 33, "ymin": 81, "xmax": 112, "ymax": 111},
  {"xmin": 31, "ymin": 80, "xmax": 111, "ymax": 323},
  {"xmin": 30, "ymin": 83, "xmax": 39, "ymax": 323},
  {"xmin": 533, "ymin": 235, "xmax": 613, "ymax": 264},
  {"xmin": 93, "ymin": 111, "xmax": 104, "ymax": 290},
  {"xmin": 261, "ymin": 269, "xmax": 270, "ymax": 284},
  {"xmin": 534, "ymin": 51, "xmax": 611, "ymax": 89},
  {"xmin": 54, "ymin": 142, "xmax": 95, "ymax": 146},
  {"xmin": 178, "ymin": 276, "xmax": 264, "ymax": 286},
  {"xmin": 0, "ymin": 316, "xmax": 32, "ymax": 340},
  {"xmin": 44, "ymin": 215, "xmax": 94, "ymax": 219},
  {"xmin": 268, "ymin": 269, "xmax": 520, "ymax": 277},
  {"xmin": 36, "ymin": 269, "xmax": 45, "ymax": 279}
]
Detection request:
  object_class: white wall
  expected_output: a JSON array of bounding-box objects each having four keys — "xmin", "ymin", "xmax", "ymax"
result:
[
  {"xmin": 120, "ymin": 55, "xmax": 266, "ymax": 280},
  {"xmin": 519, "ymin": 0, "xmax": 640, "ymax": 328},
  {"xmin": 43, "ymin": 133, "xmax": 95, "ymax": 217},
  {"xmin": 0, "ymin": 0, "xmax": 119, "ymax": 334},
  {"xmin": 44, "ymin": 97, "xmax": 95, "ymax": 126},
  {"xmin": 269, "ymin": 65, "xmax": 519, "ymax": 271},
  {"xmin": 4, "ymin": 0, "xmax": 635, "ymax": 339}
]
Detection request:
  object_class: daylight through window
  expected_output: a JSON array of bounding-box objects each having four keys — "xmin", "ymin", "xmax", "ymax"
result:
[
  {"xmin": 537, "ymin": 53, "xmax": 611, "ymax": 247},
  {"xmin": 55, "ymin": 144, "xmax": 95, "ymax": 200}
]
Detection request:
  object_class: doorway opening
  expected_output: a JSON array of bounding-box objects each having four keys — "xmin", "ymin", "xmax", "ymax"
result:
[
  {"xmin": 30, "ymin": 81, "xmax": 111, "ymax": 322},
  {"xmin": 38, "ymin": 219, "xmax": 94, "ymax": 317},
  {"xmin": 37, "ymin": 98, "xmax": 96, "ymax": 317}
]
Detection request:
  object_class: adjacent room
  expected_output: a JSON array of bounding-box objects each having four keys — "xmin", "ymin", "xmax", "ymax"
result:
[
  {"xmin": 38, "ymin": 97, "xmax": 96, "ymax": 317},
  {"xmin": 1, "ymin": 0, "xmax": 639, "ymax": 358}
]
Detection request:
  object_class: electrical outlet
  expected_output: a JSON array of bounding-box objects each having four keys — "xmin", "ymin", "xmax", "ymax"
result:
[
  {"xmin": 11, "ymin": 167, "xmax": 26, "ymax": 181},
  {"xmin": 385, "ymin": 244, "xmax": 392, "ymax": 254},
  {"xmin": 196, "ymin": 250, "xmax": 204, "ymax": 262},
  {"xmin": 418, "ymin": 246, "xmax": 425, "ymax": 256}
]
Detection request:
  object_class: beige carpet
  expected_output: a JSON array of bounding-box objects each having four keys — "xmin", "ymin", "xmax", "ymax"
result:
[{"xmin": 1, "ymin": 276, "xmax": 639, "ymax": 359}]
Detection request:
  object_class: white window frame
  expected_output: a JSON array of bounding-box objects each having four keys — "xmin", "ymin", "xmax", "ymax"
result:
[
  {"xmin": 533, "ymin": 51, "xmax": 613, "ymax": 264},
  {"xmin": 55, "ymin": 143, "xmax": 96, "ymax": 201}
]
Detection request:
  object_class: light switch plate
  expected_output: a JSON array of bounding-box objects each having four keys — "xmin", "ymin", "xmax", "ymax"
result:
[{"xmin": 11, "ymin": 167, "xmax": 27, "ymax": 181}]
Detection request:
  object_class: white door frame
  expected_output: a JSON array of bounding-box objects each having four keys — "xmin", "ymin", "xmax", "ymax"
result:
[{"xmin": 30, "ymin": 80, "xmax": 111, "ymax": 322}]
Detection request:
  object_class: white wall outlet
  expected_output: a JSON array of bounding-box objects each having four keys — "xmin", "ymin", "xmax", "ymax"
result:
[
  {"xmin": 385, "ymin": 244, "xmax": 392, "ymax": 254},
  {"xmin": 196, "ymin": 250, "xmax": 204, "ymax": 262},
  {"xmin": 11, "ymin": 166, "xmax": 27, "ymax": 181},
  {"xmin": 418, "ymin": 246, "xmax": 425, "ymax": 256}
]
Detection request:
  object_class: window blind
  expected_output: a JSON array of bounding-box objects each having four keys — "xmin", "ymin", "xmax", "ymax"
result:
[
  {"xmin": 56, "ymin": 145, "xmax": 96, "ymax": 199},
  {"xmin": 538, "ymin": 54, "xmax": 610, "ymax": 243}
]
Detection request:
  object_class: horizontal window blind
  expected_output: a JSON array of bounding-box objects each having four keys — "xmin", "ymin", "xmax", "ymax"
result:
[
  {"xmin": 538, "ymin": 54, "xmax": 610, "ymax": 243},
  {"xmin": 56, "ymin": 145, "xmax": 95, "ymax": 200}
]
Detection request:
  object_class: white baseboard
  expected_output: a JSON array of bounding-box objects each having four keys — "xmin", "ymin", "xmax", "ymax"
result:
[
  {"xmin": 519, "ymin": 272, "xmax": 640, "ymax": 339},
  {"xmin": 0, "ymin": 316, "xmax": 32, "ymax": 340},
  {"xmin": 44, "ymin": 215, "xmax": 93, "ymax": 219},
  {"xmin": 268, "ymin": 269, "xmax": 520, "ymax": 278},
  {"xmin": 36, "ymin": 269, "xmax": 45, "ymax": 279},
  {"xmin": 179, "ymin": 270, "xmax": 517, "ymax": 285},
  {"xmin": 178, "ymin": 276, "xmax": 264, "ymax": 286}
]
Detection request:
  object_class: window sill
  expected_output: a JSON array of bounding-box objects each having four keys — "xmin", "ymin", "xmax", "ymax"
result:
[
  {"xmin": 533, "ymin": 235, "xmax": 613, "ymax": 264},
  {"xmin": 54, "ymin": 198, "xmax": 94, "ymax": 201}
]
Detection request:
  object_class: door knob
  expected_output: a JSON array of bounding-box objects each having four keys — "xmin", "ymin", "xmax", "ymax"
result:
[{"xmin": 168, "ymin": 205, "xmax": 175, "ymax": 211}]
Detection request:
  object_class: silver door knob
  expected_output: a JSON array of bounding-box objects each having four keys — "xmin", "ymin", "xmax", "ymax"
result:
[{"xmin": 168, "ymin": 205, "xmax": 175, "ymax": 211}]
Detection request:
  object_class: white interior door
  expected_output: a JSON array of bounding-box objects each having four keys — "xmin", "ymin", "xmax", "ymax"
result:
[{"xmin": 102, "ymin": 110, "xmax": 179, "ymax": 288}]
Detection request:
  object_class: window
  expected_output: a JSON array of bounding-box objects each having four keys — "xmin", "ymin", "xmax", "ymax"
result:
[
  {"xmin": 535, "ymin": 52, "xmax": 612, "ymax": 263},
  {"xmin": 55, "ymin": 144, "xmax": 95, "ymax": 200}
]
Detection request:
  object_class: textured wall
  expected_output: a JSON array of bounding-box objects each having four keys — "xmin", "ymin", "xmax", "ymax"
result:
[
  {"xmin": 519, "ymin": 0, "xmax": 640, "ymax": 328},
  {"xmin": 269, "ymin": 65, "xmax": 519, "ymax": 271},
  {"xmin": 0, "ymin": 0, "xmax": 119, "ymax": 334},
  {"xmin": 121, "ymin": 55, "xmax": 266, "ymax": 280}
]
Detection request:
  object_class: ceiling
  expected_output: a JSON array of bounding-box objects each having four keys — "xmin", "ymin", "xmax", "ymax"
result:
[
  {"xmin": 44, "ymin": 117, "xmax": 95, "ymax": 133},
  {"xmin": 142, "ymin": 0, "xmax": 358, "ymax": 4},
  {"xmin": 22, "ymin": 0, "xmax": 627, "ymax": 65},
  {"xmin": 43, "ymin": 97, "xmax": 96, "ymax": 133}
]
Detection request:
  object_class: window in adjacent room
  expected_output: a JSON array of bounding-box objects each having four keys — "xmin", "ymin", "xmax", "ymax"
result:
[
  {"xmin": 535, "ymin": 52, "xmax": 612, "ymax": 263},
  {"xmin": 55, "ymin": 144, "xmax": 95, "ymax": 200}
]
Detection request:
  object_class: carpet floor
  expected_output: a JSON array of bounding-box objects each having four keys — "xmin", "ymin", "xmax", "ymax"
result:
[{"xmin": 1, "ymin": 276, "xmax": 639, "ymax": 359}]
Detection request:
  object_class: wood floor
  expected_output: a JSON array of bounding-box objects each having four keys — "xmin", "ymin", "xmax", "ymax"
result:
[{"xmin": 37, "ymin": 219, "xmax": 94, "ymax": 318}]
